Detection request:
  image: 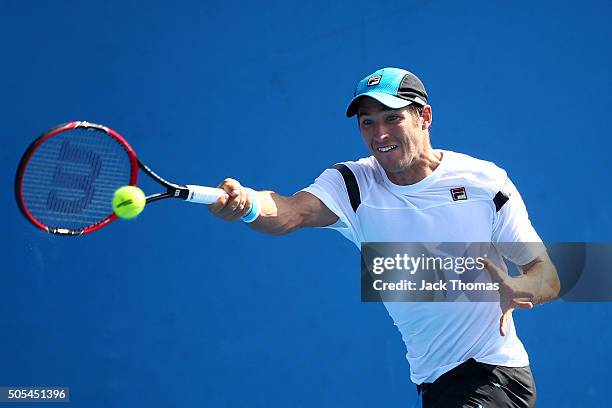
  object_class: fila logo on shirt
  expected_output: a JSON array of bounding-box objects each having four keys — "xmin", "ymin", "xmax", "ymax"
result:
[
  {"xmin": 367, "ymin": 75, "xmax": 382, "ymax": 86},
  {"xmin": 450, "ymin": 187, "xmax": 467, "ymax": 201}
]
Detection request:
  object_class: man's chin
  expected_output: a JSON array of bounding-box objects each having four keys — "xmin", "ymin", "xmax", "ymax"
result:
[{"xmin": 375, "ymin": 157, "xmax": 405, "ymax": 174}]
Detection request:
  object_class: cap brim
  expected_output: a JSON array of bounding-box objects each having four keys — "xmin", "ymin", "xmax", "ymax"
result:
[{"xmin": 345, "ymin": 92, "xmax": 413, "ymax": 118}]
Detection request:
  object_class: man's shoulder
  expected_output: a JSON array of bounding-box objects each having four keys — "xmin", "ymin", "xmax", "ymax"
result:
[
  {"xmin": 331, "ymin": 156, "xmax": 381, "ymax": 183},
  {"xmin": 334, "ymin": 155, "xmax": 377, "ymax": 169},
  {"xmin": 444, "ymin": 150, "xmax": 505, "ymax": 173},
  {"xmin": 441, "ymin": 150, "xmax": 508, "ymax": 195},
  {"xmin": 318, "ymin": 156, "xmax": 381, "ymax": 197}
]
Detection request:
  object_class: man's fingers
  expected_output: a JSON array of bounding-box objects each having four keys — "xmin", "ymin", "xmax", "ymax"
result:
[
  {"xmin": 483, "ymin": 259, "xmax": 514, "ymax": 291},
  {"xmin": 217, "ymin": 178, "xmax": 241, "ymax": 192},
  {"xmin": 512, "ymin": 299, "xmax": 533, "ymax": 309},
  {"xmin": 207, "ymin": 194, "xmax": 229, "ymax": 213},
  {"xmin": 500, "ymin": 308, "xmax": 513, "ymax": 336},
  {"xmin": 499, "ymin": 299, "xmax": 533, "ymax": 336},
  {"xmin": 228, "ymin": 188, "xmax": 241, "ymax": 199},
  {"xmin": 207, "ymin": 178, "xmax": 244, "ymax": 219},
  {"xmin": 227, "ymin": 188, "xmax": 248, "ymax": 217},
  {"xmin": 207, "ymin": 178, "xmax": 254, "ymax": 221},
  {"xmin": 227, "ymin": 187, "xmax": 248, "ymax": 219},
  {"xmin": 233, "ymin": 188, "xmax": 248, "ymax": 216},
  {"xmin": 482, "ymin": 259, "xmax": 504, "ymax": 282},
  {"xmin": 225, "ymin": 190, "xmax": 242, "ymax": 213}
]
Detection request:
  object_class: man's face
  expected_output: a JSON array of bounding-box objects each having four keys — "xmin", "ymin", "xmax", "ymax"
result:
[{"xmin": 357, "ymin": 97, "xmax": 428, "ymax": 175}]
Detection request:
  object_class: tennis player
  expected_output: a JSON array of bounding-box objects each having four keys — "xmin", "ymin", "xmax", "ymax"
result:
[{"xmin": 208, "ymin": 67, "xmax": 560, "ymax": 408}]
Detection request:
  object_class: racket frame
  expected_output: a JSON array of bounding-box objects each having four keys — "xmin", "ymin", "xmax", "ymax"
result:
[{"xmin": 15, "ymin": 121, "xmax": 216, "ymax": 236}]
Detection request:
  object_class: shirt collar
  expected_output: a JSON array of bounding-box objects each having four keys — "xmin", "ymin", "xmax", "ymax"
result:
[{"xmin": 377, "ymin": 149, "xmax": 448, "ymax": 194}]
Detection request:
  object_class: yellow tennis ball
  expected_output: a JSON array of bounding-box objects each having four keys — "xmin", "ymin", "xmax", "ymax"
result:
[{"xmin": 112, "ymin": 186, "xmax": 146, "ymax": 219}]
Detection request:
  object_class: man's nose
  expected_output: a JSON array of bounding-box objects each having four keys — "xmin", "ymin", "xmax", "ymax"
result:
[{"xmin": 372, "ymin": 123, "xmax": 390, "ymax": 141}]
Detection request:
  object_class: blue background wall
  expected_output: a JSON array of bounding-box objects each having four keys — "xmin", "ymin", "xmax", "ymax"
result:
[{"xmin": 2, "ymin": 1, "xmax": 611, "ymax": 406}]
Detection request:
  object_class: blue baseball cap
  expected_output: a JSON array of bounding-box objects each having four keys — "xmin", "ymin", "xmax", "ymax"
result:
[{"xmin": 346, "ymin": 67, "xmax": 428, "ymax": 118}]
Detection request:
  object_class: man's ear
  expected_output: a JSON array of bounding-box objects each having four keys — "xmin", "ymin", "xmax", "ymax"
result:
[{"xmin": 421, "ymin": 105, "xmax": 432, "ymax": 130}]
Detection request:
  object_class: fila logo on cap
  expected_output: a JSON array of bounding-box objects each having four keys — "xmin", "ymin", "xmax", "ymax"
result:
[
  {"xmin": 367, "ymin": 75, "xmax": 382, "ymax": 86},
  {"xmin": 450, "ymin": 187, "xmax": 467, "ymax": 201}
]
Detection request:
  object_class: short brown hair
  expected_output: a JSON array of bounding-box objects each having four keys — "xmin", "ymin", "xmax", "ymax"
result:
[
  {"xmin": 408, "ymin": 105, "xmax": 431, "ymax": 133},
  {"xmin": 407, "ymin": 105, "xmax": 423, "ymax": 119}
]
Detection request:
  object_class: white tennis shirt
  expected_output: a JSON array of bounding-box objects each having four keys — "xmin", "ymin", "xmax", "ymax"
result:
[{"xmin": 301, "ymin": 150, "xmax": 543, "ymax": 384}]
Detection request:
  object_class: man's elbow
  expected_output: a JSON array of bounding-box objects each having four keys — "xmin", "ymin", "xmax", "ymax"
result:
[
  {"xmin": 537, "ymin": 260, "xmax": 561, "ymax": 301},
  {"xmin": 548, "ymin": 264, "xmax": 561, "ymax": 299}
]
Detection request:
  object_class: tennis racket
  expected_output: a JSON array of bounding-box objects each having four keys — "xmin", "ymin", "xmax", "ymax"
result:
[{"xmin": 15, "ymin": 121, "xmax": 252, "ymax": 236}]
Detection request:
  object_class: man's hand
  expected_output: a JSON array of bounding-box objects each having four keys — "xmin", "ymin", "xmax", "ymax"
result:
[
  {"xmin": 207, "ymin": 178, "xmax": 252, "ymax": 221},
  {"xmin": 482, "ymin": 259, "xmax": 533, "ymax": 337}
]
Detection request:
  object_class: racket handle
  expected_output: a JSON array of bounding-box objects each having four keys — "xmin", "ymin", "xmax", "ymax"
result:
[
  {"xmin": 185, "ymin": 185, "xmax": 226, "ymax": 204},
  {"xmin": 184, "ymin": 185, "xmax": 260, "ymax": 223}
]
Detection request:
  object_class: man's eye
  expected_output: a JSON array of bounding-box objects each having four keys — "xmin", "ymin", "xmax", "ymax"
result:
[
  {"xmin": 361, "ymin": 119, "xmax": 373, "ymax": 126},
  {"xmin": 386, "ymin": 115, "xmax": 399, "ymax": 122}
]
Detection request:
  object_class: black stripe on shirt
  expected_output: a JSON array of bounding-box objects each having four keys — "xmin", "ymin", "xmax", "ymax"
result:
[{"xmin": 330, "ymin": 164, "xmax": 361, "ymax": 212}]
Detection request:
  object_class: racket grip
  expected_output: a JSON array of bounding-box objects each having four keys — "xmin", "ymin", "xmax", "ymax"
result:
[
  {"xmin": 185, "ymin": 185, "xmax": 226, "ymax": 204},
  {"xmin": 185, "ymin": 184, "xmax": 260, "ymax": 223}
]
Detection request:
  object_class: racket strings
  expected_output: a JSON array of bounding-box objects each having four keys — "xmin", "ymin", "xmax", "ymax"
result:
[{"xmin": 20, "ymin": 127, "xmax": 134, "ymax": 231}]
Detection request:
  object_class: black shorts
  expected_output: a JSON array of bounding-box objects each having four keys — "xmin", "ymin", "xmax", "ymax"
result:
[{"xmin": 417, "ymin": 358, "xmax": 537, "ymax": 408}]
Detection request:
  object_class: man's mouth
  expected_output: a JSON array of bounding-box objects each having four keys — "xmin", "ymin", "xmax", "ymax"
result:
[{"xmin": 376, "ymin": 145, "xmax": 398, "ymax": 153}]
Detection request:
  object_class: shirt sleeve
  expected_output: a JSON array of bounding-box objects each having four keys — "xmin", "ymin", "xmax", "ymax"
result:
[
  {"xmin": 300, "ymin": 167, "xmax": 360, "ymax": 247},
  {"xmin": 492, "ymin": 178, "xmax": 546, "ymax": 266}
]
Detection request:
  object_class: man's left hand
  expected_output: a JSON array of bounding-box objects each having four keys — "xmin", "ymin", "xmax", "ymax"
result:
[{"xmin": 482, "ymin": 259, "xmax": 533, "ymax": 337}]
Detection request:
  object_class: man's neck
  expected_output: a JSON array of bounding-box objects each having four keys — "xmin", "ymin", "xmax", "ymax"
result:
[{"xmin": 386, "ymin": 149, "xmax": 443, "ymax": 186}]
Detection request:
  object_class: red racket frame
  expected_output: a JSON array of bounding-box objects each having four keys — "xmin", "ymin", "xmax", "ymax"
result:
[{"xmin": 15, "ymin": 121, "xmax": 139, "ymax": 235}]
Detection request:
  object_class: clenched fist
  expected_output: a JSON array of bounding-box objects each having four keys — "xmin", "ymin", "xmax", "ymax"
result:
[{"xmin": 207, "ymin": 178, "xmax": 254, "ymax": 221}]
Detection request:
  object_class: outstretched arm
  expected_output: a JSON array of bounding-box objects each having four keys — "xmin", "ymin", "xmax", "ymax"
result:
[{"xmin": 207, "ymin": 178, "xmax": 338, "ymax": 235}]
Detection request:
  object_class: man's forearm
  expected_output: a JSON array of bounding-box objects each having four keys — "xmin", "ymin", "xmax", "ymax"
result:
[{"xmin": 248, "ymin": 191, "xmax": 303, "ymax": 236}]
